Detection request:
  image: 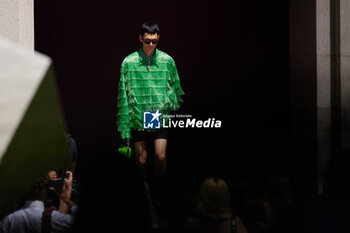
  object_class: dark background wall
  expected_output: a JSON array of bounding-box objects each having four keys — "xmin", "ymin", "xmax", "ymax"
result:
[
  {"xmin": 34, "ymin": 1, "xmax": 315, "ymax": 199},
  {"xmin": 289, "ymin": 0, "xmax": 318, "ymax": 199}
]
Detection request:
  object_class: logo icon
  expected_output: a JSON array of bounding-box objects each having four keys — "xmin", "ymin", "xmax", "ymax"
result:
[{"xmin": 143, "ymin": 110, "xmax": 161, "ymax": 129}]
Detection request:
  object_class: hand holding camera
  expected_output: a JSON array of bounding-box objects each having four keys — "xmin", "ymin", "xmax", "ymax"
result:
[
  {"xmin": 47, "ymin": 170, "xmax": 75, "ymax": 208},
  {"xmin": 46, "ymin": 169, "xmax": 71, "ymax": 190},
  {"xmin": 60, "ymin": 171, "xmax": 74, "ymax": 205}
]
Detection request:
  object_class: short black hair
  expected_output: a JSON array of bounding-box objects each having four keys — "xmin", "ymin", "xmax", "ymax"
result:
[{"xmin": 139, "ymin": 22, "xmax": 160, "ymax": 37}]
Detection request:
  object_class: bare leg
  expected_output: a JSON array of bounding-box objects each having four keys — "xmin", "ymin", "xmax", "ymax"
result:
[
  {"xmin": 144, "ymin": 180, "xmax": 159, "ymax": 229},
  {"xmin": 134, "ymin": 141, "xmax": 148, "ymax": 176},
  {"xmin": 154, "ymin": 139, "xmax": 167, "ymax": 184}
]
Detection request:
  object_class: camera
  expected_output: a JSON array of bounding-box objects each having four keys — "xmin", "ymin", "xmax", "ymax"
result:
[
  {"xmin": 46, "ymin": 179, "xmax": 64, "ymax": 190},
  {"xmin": 57, "ymin": 168, "xmax": 70, "ymax": 179},
  {"xmin": 46, "ymin": 168, "xmax": 70, "ymax": 190}
]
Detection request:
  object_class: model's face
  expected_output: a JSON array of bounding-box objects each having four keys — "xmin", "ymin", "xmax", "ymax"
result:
[{"xmin": 139, "ymin": 33, "xmax": 159, "ymax": 51}]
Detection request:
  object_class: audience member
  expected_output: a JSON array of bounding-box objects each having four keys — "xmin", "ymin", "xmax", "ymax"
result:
[
  {"xmin": 184, "ymin": 177, "xmax": 248, "ymax": 233},
  {"xmin": 0, "ymin": 171, "xmax": 77, "ymax": 233},
  {"xmin": 262, "ymin": 176, "xmax": 292, "ymax": 233},
  {"xmin": 237, "ymin": 197, "xmax": 268, "ymax": 233}
]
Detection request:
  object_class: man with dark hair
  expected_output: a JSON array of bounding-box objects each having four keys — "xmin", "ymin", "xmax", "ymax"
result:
[
  {"xmin": 117, "ymin": 22, "xmax": 184, "ymax": 186},
  {"xmin": 0, "ymin": 171, "xmax": 77, "ymax": 233}
]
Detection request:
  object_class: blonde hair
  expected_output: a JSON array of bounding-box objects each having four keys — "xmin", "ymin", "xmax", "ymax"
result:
[{"xmin": 195, "ymin": 178, "xmax": 232, "ymax": 219}]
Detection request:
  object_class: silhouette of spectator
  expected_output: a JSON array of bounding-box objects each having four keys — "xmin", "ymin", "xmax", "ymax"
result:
[
  {"xmin": 262, "ymin": 176, "xmax": 292, "ymax": 233},
  {"xmin": 184, "ymin": 177, "xmax": 248, "ymax": 233},
  {"xmin": 236, "ymin": 196, "xmax": 267, "ymax": 233}
]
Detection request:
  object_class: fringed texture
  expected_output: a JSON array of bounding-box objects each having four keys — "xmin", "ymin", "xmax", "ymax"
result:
[{"xmin": 116, "ymin": 48, "xmax": 184, "ymax": 139}]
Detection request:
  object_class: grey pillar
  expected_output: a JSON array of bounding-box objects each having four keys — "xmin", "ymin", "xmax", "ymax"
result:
[
  {"xmin": 315, "ymin": 0, "xmax": 350, "ymax": 193},
  {"xmin": 340, "ymin": 0, "xmax": 350, "ymax": 149},
  {"xmin": 316, "ymin": 0, "xmax": 332, "ymax": 194},
  {"xmin": 0, "ymin": 0, "xmax": 34, "ymax": 49}
]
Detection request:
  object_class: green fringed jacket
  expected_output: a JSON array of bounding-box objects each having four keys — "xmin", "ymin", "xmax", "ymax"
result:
[{"xmin": 117, "ymin": 47, "xmax": 184, "ymax": 139}]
